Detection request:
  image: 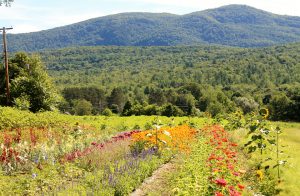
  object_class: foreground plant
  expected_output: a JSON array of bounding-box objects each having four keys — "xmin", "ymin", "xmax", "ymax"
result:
[{"xmin": 202, "ymin": 125, "xmax": 245, "ymax": 196}]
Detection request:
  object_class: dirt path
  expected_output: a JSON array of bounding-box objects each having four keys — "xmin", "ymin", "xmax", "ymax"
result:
[{"xmin": 131, "ymin": 161, "xmax": 177, "ymax": 196}]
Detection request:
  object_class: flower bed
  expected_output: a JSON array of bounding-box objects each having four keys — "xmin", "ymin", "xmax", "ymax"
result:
[{"xmin": 202, "ymin": 125, "xmax": 245, "ymax": 196}]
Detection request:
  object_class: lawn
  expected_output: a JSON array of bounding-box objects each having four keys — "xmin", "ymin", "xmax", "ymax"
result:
[{"xmin": 275, "ymin": 122, "xmax": 300, "ymax": 196}]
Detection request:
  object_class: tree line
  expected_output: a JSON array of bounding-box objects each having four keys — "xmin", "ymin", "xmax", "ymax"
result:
[{"xmin": 1, "ymin": 43, "xmax": 299, "ymax": 121}]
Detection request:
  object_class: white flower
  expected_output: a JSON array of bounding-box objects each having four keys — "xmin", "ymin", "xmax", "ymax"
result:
[
  {"xmin": 154, "ymin": 125, "xmax": 161, "ymax": 129},
  {"xmin": 163, "ymin": 130, "xmax": 171, "ymax": 137},
  {"xmin": 146, "ymin": 133, "xmax": 153, "ymax": 137},
  {"xmin": 161, "ymin": 140, "xmax": 167, "ymax": 145},
  {"xmin": 279, "ymin": 160, "xmax": 285, "ymax": 165}
]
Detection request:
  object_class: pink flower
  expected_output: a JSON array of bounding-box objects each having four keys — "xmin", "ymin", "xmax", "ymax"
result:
[
  {"xmin": 215, "ymin": 178, "xmax": 227, "ymax": 187},
  {"xmin": 229, "ymin": 187, "xmax": 241, "ymax": 196}
]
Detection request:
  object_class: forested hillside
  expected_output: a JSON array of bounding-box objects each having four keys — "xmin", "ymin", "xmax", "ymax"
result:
[
  {"xmin": 38, "ymin": 43, "xmax": 300, "ymax": 121},
  {"xmin": 7, "ymin": 4, "xmax": 300, "ymax": 51}
]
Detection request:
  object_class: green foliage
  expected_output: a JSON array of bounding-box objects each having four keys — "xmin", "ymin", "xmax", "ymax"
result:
[
  {"xmin": 102, "ymin": 108, "xmax": 113, "ymax": 116},
  {"xmin": 37, "ymin": 43, "xmax": 300, "ymax": 120},
  {"xmin": 72, "ymin": 99, "xmax": 93, "ymax": 116},
  {"xmin": 7, "ymin": 5, "xmax": 300, "ymax": 51},
  {"xmin": 0, "ymin": 53, "xmax": 61, "ymax": 112},
  {"xmin": 169, "ymin": 136, "xmax": 211, "ymax": 195},
  {"xmin": 13, "ymin": 94, "xmax": 30, "ymax": 111},
  {"xmin": 62, "ymin": 87, "xmax": 106, "ymax": 113},
  {"xmin": 234, "ymin": 96, "xmax": 259, "ymax": 114},
  {"xmin": 161, "ymin": 103, "xmax": 184, "ymax": 117}
]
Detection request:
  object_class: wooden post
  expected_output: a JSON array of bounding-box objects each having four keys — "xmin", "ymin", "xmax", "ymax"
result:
[{"xmin": 1, "ymin": 27, "xmax": 13, "ymax": 105}]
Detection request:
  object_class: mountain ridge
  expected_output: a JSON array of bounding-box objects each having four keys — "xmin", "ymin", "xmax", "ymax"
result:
[{"xmin": 7, "ymin": 4, "xmax": 300, "ymax": 51}]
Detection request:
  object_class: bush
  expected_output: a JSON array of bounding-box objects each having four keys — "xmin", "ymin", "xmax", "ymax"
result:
[
  {"xmin": 161, "ymin": 103, "xmax": 184, "ymax": 117},
  {"xmin": 102, "ymin": 108, "xmax": 113, "ymax": 116}
]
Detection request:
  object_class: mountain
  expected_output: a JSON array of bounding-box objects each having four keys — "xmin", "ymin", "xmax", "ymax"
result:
[{"xmin": 7, "ymin": 4, "xmax": 300, "ymax": 51}]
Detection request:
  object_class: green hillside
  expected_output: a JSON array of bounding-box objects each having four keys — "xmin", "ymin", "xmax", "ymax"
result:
[
  {"xmin": 7, "ymin": 5, "xmax": 300, "ymax": 51},
  {"xmin": 41, "ymin": 44, "xmax": 300, "ymax": 88},
  {"xmin": 36, "ymin": 43, "xmax": 300, "ymax": 121}
]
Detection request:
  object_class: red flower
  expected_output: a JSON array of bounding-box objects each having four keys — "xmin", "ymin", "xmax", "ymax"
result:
[
  {"xmin": 222, "ymin": 138, "xmax": 228, "ymax": 142},
  {"xmin": 233, "ymin": 172, "xmax": 239, "ymax": 176},
  {"xmin": 215, "ymin": 178, "xmax": 227, "ymax": 187},
  {"xmin": 215, "ymin": 192, "xmax": 224, "ymax": 196},
  {"xmin": 229, "ymin": 188, "xmax": 241, "ymax": 196},
  {"xmin": 238, "ymin": 184, "xmax": 245, "ymax": 190}
]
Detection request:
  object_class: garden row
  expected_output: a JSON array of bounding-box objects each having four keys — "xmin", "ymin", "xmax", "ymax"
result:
[{"xmin": 0, "ymin": 107, "xmax": 287, "ymax": 195}]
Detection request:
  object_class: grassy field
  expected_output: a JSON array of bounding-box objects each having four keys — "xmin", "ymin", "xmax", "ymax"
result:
[{"xmin": 274, "ymin": 122, "xmax": 300, "ymax": 196}]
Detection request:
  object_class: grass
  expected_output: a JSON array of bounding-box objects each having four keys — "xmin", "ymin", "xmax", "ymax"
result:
[
  {"xmin": 231, "ymin": 121, "xmax": 300, "ymax": 196},
  {"xmin": 274, "ymin": 122, "xmax": 300, "ymax": 196}
]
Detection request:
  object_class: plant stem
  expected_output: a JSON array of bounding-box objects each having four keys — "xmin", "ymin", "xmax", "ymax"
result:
[{"xmin": 277, "ymin": 128, "xmax": 280, "ymax": 180}]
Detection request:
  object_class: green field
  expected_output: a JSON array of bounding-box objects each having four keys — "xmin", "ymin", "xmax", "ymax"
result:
[{"xmin": 275, "ymin": 122, "xmax": 300, "ymax": 195}]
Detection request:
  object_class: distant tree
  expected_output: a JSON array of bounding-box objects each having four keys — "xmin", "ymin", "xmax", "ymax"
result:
[
  {"xmin": 175, "ymin": 93, "xmax": 196, "ymax": 115},
  {"xmin": 207, "ymin": 102, "xmax": 224, "ymax": 117},
  {"xmin": 107, "ymin": 87, "xmax": 126, "ymax": 113},
  {"xmin": 122, "ymin": 100, "xmax": 133, "ymax": 116},
  {"xmin": 0, "ymin": 0, "xmax": 13, "ymax": 6},
  {"xmin": 269, "ymin": 94, "xmax": 291, "ymax": 120},
  {"xmin": 234, "ymin": 97, "xmax": 259, "ymax": 114},
  {"xmin": 161, "ymin": 103, "xmax": 184, "ymax": 117},
  {"xmin": 143, "ymin": 104, "xmax": 160, "ymax": 116},
  {"xmin": 62, "ymin": 87, "xmax": 106, "ymax": 113},
  {"xmin": 73, "ymin": 99, "xmax": 93, "ymax": 116},
  {"xmin": 148, "ymin": 88, "xmax": 167, "ymax": 106}
]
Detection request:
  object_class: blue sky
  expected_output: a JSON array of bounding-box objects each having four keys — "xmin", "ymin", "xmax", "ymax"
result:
[{"xmin": 1, "ymin": 0, "xmax": 300, "ymax": 33}]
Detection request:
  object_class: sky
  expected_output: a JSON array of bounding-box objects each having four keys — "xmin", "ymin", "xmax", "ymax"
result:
[{"xmin": 0, "ymin": 0, "xmax": 300, "ymax": 34}]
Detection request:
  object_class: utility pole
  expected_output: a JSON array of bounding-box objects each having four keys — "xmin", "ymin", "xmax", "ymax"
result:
[{"xmin": 1, "ymin": 27, "xmax": 13, "ymax": 105}]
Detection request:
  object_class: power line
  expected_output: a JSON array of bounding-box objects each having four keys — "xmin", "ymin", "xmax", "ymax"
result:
[{"xmin": 1, "ymin": 27, "xmax": 13, "ymax": 105}]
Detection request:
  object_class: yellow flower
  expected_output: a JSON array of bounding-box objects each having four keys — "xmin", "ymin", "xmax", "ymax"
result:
[
  {"xmin": 256, "ymin": 170, "xmax": 264, "ymax": 180},
  {"xmin": 259, "ymin": 108, "xmax": 269, "ymax": 119}
]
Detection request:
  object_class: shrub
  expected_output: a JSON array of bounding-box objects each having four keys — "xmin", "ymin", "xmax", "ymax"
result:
[{"xmin": 102, "ymin": 108, "xmax": 113, "ymax": 116}]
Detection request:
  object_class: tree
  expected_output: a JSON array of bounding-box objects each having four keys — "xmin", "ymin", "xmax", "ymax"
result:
[
  {"xmin": 0, "ymin": 53, "xmax": 61, "ymax": 112},
  {"xmin": 73, "ymin": 99, "xmax": 93, "ymax": 116},
  {"xmin": 62, "ymin": 87, "xmax": 106, "ymax": 113},
  {"xmin": 107, "ymin": 87, "xmax": 126, "ymax": 113},
  {"xmin": 122, "ymin": 100, "xmax": 133, "ymax": 116},
  {"xmin": 269, "ymin": 94, "xmax": 291, "ymax": 120},
  {"xmin": 148, "ymin": 88, "xmax": 167, "ymax": 106},
  {"xmin": 234, "ymin": 96, "xmax": 259, "ymax": 114},
  {"xmin": 175, "ymin": 93, "xmax": 196, "ymax": 115},
  {"xmin": 0, "ymin": 0, "xmax": 13, "ymax": 6},
  {"xmin": 161, "ymin": 103, "xmax": 184, "ymax": 117}
]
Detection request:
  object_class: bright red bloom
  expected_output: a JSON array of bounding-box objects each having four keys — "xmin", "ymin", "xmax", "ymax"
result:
[
  {"xmin": 238, "ymin": 184, "xmax": 245, "ymax": 190},
  {"xmin": 215, "ymin": 178, "xmax": 227, "ymax": 187},
  {"xmin": 222, "ymin": 138, "xmax": 228, "ymax": 142},
  {"xmin": 229, "ymin": 188, "xmax": 241, "ymax": 196},
  {"xmin": 215, "ymin": 192, "xmax": 224, "ymax": 196}
]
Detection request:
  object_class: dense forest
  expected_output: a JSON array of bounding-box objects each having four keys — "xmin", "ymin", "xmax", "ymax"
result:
[
  {"xmin": 35, "ymin": 43, "xmax": 300, "ymax": 121},
  {"xmin": 7, "ymin": 4, "xmax": 300, "ymax": 51}
]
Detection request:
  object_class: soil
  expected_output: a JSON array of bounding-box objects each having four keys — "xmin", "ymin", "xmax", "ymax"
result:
[{"xmin": 130, "ymin": 161, "xmax": 177, "ymax": 196}]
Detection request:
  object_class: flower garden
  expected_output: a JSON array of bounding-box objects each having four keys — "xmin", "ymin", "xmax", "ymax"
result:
[{"xmin": 0, "ymin": 107, "xmax": 298, "ymax": 195}]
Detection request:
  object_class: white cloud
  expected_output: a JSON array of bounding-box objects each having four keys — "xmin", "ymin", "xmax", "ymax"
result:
[{"xmin": 11, "ymin": 24, "xmax": 40, "ymax": 33}]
